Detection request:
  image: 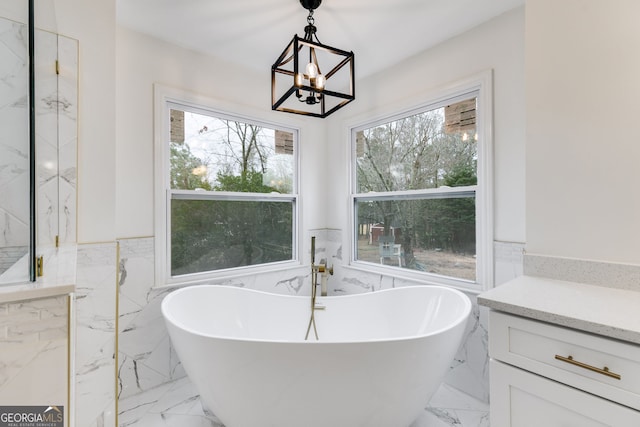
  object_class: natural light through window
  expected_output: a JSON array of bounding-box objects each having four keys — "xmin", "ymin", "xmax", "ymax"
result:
[
  {"xmin": 166, "ymin": 104, "xmax": 297, "ymax": 279},
  {"xmin": 352, "ymin": 90, "xmax": 489, "ymax": 286}
]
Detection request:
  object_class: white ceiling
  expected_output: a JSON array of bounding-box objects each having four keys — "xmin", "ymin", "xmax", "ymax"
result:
[{"xmin": 116, "ymin": 0, "xmax": 524, "ymax": 79}]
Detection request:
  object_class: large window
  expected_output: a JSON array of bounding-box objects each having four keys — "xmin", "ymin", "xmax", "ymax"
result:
[
  {"xmin": 351, "ymin": 75, "xmax": 492, "ymax": 289},
  {"xmin": 156, "ymin": 89, "xmax": 298, "ymax": 285}
]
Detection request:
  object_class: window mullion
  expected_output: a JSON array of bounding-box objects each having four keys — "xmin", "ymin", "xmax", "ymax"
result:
[
  {"xmin": 171, "ymin": 189, "xmax": 296, "ymax": 203},
  {"xmin": 354, "ymin": 186, "xmax": 476, "ymax": 201}
]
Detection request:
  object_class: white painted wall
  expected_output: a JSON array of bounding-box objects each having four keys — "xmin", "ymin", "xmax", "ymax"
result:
[
  {"xmin": 114, "ymin": 8, "xmax": 526, "ymax": 284},
  {"xmin": 325, "ymin": 7, "xmax": 526, "ymax": 268},
  {"xmin": 526, "ymin": 0, "xmax": 640, "ymax": 264},
  {"xmin": 12, "ymin": 0, "xmax": 640, "ymax": 273},
  {"xmin": 115, "ymin": 27, "xmax": 328, "ymax": 257}
]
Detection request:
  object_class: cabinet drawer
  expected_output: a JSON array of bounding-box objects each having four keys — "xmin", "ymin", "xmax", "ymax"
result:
[
  {"xmin": 489, "ymin": 311, "xmax": 640, "ymax": 411},
  {"xmin": 490, "ymin": 360, "xmax": 640, "ymax": 427}
]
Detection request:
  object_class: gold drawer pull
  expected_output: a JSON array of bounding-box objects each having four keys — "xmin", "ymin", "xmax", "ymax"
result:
[{"xmin": 555, "ymin": 355, "xmax": 621, "ymax": 380}]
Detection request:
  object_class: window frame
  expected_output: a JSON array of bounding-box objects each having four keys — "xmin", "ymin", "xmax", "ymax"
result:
[
  {"xmin": 154, "ymin": 85, "xmax": 300, "ymax": 287},
  {"xmin": 348, "ymin": 71, "xmax": 493, "ymax": 292}
]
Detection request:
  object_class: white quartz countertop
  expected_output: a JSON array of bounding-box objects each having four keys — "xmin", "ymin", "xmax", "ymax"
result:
[
  {"xmin": 0, "ymin": 245, "xmax": 76, "ymax": 303},
  {"xmin": 478, "ymin": 275, "xmax": 640, "ymax": 345}
]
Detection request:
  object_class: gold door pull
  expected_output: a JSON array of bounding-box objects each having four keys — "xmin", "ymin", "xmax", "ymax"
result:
[{"xmin": 554, "ymin": 354, "xmax": 621, "ymax": 380}]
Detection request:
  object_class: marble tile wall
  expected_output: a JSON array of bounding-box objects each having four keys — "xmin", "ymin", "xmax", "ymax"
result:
[
  {"xmin": 117, "ymin": 233, "xmax": 524, "ymax": 414},
  {"xmin": 0, "ymin": 16, "xmax": 77, "ymax": 278},
  {"xmin": 119, "ymin": 375, "xmax": 490, "ymax": 427},
  {"xmin": 36, "ymin": 31, "xmax": 78, "ymax": 247},
  {"xmin": 118, "ymin": 237, "xmax": 184, "ymax": 400},
  {"xmin": 34, "ymin": 29, "xmax": 59, "ymax": 247},
  {"xmin": 0, "ymin": 17, "xmax": 29, "ymax": 275},
  {"xmin": 116, "ymin": 236, "xmax": 311, "ymax": 402},
  {"xmin": 83, "ymin": 239, "xmax": 640, "ymax": 425},
  {"xmin": 56, "ymin": 34, "xmax": 78, "ymax": 246},
  {"xmin": 329, "ymin": 237, "xmax": 523, "ymax": 403},
  {"xmin": 75, "ymin": 242, "xmax": 118, "ymax": 427},
  {"xmin": 0, "ymin": 295, "xmax": 69, "ymax": 421},
  {"xmin": 0, "ymin": 246, "xmax": 28, "ymax": 274},
  {"xmin": 333, "ymin": 245, "xmax": 493, "ymax": 402}
]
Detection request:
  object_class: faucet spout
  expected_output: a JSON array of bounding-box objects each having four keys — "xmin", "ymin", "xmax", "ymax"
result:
[{"xmin": 317, "ymin": 258, "xmax": 333, "ymax": 297}]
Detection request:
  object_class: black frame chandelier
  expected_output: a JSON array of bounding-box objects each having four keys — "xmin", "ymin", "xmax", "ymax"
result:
[{"xmin": 271, "ymin": 0, "xmax": 355, "ymax": 118}]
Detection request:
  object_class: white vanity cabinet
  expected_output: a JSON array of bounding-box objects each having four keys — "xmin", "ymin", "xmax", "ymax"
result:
[{"xmin": 488, "ymin": 311, "xmax": 640, "ymax": 427}]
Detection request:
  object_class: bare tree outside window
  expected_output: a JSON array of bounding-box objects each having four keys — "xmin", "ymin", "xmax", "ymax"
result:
[
  {"xmin": 168, "ymin": 107, "xmax": 296, "ymax": 276},
  {"xmin": 354, "ymin": 97, "xmax": 478, "ymax": 281}
]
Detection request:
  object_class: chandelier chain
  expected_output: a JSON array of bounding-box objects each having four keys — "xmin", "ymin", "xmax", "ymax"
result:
[{"xmin": 304, "ymin": 10, "xmax": 321, "ymax": 44}]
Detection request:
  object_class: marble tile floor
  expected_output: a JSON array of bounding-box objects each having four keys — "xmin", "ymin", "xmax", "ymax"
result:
[{"xmin": 118, "ymin": 376, "xmax": 489, "ymax": 427}]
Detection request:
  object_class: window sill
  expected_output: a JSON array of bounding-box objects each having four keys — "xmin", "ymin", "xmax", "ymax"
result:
[
  {"xmin": 345, "ymin": 260, "xmax": 483, "ymax": 295},
  {"xmin": 157, "ymin": 259, "xmax": 304, "ymax": 289}
]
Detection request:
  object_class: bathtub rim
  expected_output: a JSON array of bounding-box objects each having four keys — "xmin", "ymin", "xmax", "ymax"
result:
[{"xmin": 161, "ymin": 284, "xmax": 472, "ymax": 345}]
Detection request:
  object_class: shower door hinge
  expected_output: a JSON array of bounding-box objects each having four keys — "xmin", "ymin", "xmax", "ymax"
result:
[
  {"xmin": 36, "ymin": 255, "xmax": 44, "ymax": 277},
  {"xmin": 55, "ymin": 235, "xmax": 59, "ymax": 247},
  {"xmin": 55, "ymin": 60, "xmax": 60, "ymax": 75}
]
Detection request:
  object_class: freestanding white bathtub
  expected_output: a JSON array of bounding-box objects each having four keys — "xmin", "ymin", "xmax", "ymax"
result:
[{"xmin": 162, "ymin": 285, "xmax": 471, "ymax": 427}]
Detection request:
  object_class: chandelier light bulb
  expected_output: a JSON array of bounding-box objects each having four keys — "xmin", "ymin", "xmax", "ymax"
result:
[
  {"xmin": 315, "ymin": 74, "xmax": 325, "ymax": 90},
  {"xmin": 306, "ymin": 62, "xmax": 318, "ymax": 78}
]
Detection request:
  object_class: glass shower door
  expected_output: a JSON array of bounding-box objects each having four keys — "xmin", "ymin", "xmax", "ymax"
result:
[{"xmin": 0, "ymin": 13, "xmax": 30, "ymax": 283}]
